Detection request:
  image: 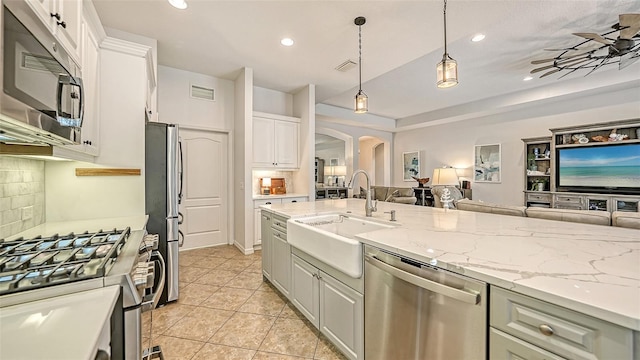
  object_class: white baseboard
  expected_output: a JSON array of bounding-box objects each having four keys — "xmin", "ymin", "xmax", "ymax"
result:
[{"xmin": 234, "ymin": 240, "xmax": 254, "ymax": 255}]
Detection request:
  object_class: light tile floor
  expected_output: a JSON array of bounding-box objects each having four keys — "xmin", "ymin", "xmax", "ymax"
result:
[{"xmin": 142, "ymin": 245, "xmax": 347, "ymax": 360}]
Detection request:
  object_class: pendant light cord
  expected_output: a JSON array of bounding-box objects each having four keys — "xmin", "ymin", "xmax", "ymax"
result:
[
  {"xmin": 443, "ymin": 0, "xmax": 448, "ymax": 56},
  {"xmin": 358, "ymin": 23, "xmax": 363, "ymax": 91}
]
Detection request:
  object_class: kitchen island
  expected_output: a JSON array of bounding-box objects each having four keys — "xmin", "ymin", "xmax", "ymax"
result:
[{"xmin": 261, "ymin": 198, "xmax": 639, "ymax": 358}]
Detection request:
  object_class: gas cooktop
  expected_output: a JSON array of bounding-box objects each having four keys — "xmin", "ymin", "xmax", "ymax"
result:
[{"xmin": 0, "ymin": 228, "xmax": 131, "ymax": 295}]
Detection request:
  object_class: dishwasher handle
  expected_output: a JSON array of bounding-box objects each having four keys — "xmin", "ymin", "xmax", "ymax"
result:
[{"xmin": 366, "ymin": 254, "xmax": 480, "ymax": 305}]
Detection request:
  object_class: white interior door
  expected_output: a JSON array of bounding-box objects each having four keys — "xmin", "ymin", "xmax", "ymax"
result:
[{"xmin": 179, "ymin": 129, "xmax": 229, "ymax": 250}]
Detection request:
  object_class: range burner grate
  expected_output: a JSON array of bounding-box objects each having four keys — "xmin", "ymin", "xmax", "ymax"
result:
[{"xmin": 0, "ymin": 228, "xmax": 131, "ymax": 295}]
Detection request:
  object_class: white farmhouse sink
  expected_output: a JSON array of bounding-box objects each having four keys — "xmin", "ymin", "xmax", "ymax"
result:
[{"xmin": 287, "ymin": 214, "xmax": 394, "ymax": 278}]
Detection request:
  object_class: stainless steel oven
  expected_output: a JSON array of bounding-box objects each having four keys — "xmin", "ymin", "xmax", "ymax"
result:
[
  {"xmin": 0, "ymin": 228, "xmax": 165, "ymax": 359},
  {"xmin": 1, "ymin": 1, "xmax": 83, "ymax": 145},
  {"xmin": 364, "ymin": 245, "xmax": 487, "ymax": 360}
]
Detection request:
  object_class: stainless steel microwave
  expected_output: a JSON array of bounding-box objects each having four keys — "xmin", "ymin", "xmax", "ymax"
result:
[{"xmin": 1, "ymin": 2, "xmax": 83, "ymax": 145}]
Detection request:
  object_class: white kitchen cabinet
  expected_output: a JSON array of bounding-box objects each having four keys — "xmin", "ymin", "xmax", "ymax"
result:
[
  {"xmin": 290, "ymin": 253, "xmax": 363, "ymax": 360},
  {"xmin": 252, "ymin": 112, "xmax": 299, "ymax": 169},
  {"xmin": 261, "ymin": 209, "xmax": 300, "ymax": 288},
  {"xmin": 254, "ymin": 197, "xmax": 306, "ymax": 246},
  {"xmin": 271, "ymin": 228, "xmax": 290, "ymax": 298},
  {"xmin": 291, "ymin": 254, "xmax": 320, "ymax": 326},
  {"xmin": 490, "ymin": 328, "xmax": 565, "ymax": 360},
  {"xmin": 26, "ymin": 0, "xmax": 82, "ymax": 63},
  {"xmin": 319, "ymin": 270, "xmax": 363, "ymax": 360},
  {"xmin": 253, "ymin": 198, "xmax": 281, "ymax": 246},
  {"xmin": 490, "ymin": 286, "xmax": 633, "ymax": 360},
  {"xmin": 260, "ymin": 211, "xmax": 273, "ymax": 280},
  {"xmin": 66, "ymin": 19, "xmax": 100, "ymax": 156}
]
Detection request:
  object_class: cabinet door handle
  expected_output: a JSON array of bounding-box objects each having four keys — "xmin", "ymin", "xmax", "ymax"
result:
[
  {"xmin": 291, "ymin": 200, "xmax": 297, "ymax": 203},
  {"xmin": 538, "ymin": 324, "xmax": 554, "ymax": 336}
]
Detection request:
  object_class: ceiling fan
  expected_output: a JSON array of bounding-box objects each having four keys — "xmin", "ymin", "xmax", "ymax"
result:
[{"xmin": 531, "ymin": 14, "xmax": 640, "ymax": 79}]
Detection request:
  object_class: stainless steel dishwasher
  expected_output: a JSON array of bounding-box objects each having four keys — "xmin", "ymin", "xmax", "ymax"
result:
[{"xmin": 364, "ymin": 245, "xmax": 487, "ymax": 360}]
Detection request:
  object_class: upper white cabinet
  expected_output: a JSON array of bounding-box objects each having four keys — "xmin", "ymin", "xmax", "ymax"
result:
[
  {"xmin": 26, "ymin": 0, "xmax": 82, "ymax": 63},
  {"xmin": 65, "ymin": 19, "xmax": 100, "ymax": 156},
  {"xmin": 253, "ymin": 112, "xmax": 299, "ymax": 169}
]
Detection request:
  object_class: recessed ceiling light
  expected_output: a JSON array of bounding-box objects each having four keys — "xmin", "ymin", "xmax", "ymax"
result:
[
  {"xmin": 168, "ymin": 0, "xmax": 187, "ymax": 10},
  {"xmin": 280, "ymin": 38, "xmax": 294, "ymax": 46},
  {"xmin": 523, "ymin": 76, "xmax": 533, "ymax": 81},
  {"xmin": 471, "ymin": 34, "xmax": 485, "ymax": 42}
]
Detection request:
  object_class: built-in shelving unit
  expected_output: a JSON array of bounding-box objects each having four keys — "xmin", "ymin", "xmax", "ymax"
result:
[
  {"xmin": 523, "ymin": 120, "xmax": 640, "ymax": 212},
  {"xmin": 551, "ymin": 120, "xmax": 640, "ymax": 213},
  {"xmin": 522, "ymin": 137, "xmax": 552, "ymax": 207}
]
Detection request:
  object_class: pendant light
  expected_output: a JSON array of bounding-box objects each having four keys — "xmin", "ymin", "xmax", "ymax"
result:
[
  {"xmin": 436, "ymin": 0, "xmax": 458, "ymax": 88},
  {"xmin": 354, "ymin": 16, "xmax": 368, "ymax": 113}
]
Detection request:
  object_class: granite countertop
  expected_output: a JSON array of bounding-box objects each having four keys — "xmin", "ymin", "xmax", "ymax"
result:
[
  {"xmin": 0, "ymin": 286, "xmax": 120, "ymax": 359},
  {"xmin": 5, "ymin": 215, "xmax": 149, "ymax": 241},
  {"xmin": 261, "ymin": 199, "xmax": 640, "ymax": 331}
]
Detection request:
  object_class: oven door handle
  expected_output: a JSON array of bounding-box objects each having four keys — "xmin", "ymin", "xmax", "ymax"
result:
[{"xmin": 142, "ymin": 250, "xmax": 166, "ymax": 312}]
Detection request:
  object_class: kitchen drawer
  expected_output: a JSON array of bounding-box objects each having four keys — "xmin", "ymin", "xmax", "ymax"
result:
[
  {"xmin": 526, "ymin": 193, "xmax": 551, "ymax": 203},
  {"xmin": 553, "ymin": 194, "xmax": 583, "ymax": 207},
  {"xmin": 491, "ymin": 287, "xmax": 633, "ymax": 360},
  {"xmin": 273, "ymin": 228, "xmax": 287, "ymax": 242},
  {"xmin": 255, "ymin": 198, "xmax": 283, "ymax": 208},
  {"xmin": 271, "ymin": 214, "xmax": 288, "ymax": 233},
  {"xmin": 282, "ymin": 197, "xmax": 307, "ymax": 204},
  {"xmin": 490, "ymin": 328, "xmax": 566, "ymax": 360}
]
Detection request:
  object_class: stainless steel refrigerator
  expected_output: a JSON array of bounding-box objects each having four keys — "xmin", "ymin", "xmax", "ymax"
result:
[{"xmin": 145, "ymin": 122, "xmax": 183, "ymax": 306}]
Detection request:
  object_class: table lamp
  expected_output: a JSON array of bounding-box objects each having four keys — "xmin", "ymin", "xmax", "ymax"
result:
[
  {"xmin": 261, "ymin": 177, "xmax": 272, "ymax": 195},
  {"xmin": 333, "ymin": 165, "xmax": 347, "ymax": 186}
]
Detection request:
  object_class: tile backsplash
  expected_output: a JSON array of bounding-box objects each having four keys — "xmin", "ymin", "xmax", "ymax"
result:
[{"xmin": 0, "ymin": 157, "xmax": 45, "ymax": 239}]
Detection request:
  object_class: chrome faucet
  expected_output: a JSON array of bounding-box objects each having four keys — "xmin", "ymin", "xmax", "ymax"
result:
[{"xmin": 347, "ymin": 170, "xmax": 377, "ymax": 217}]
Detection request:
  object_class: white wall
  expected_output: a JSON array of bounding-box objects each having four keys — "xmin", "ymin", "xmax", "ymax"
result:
[
  {"xmin": 315, "ymin": 141, "xmax": 345, "ymax": 166},
  {"xmin": 316, "ymin": 118, "xmax": 393, "ymax": 192},
  {"xmin": 292, "ymin": 85, "xmax": 316, "ymax": 198},
  {"xmin": 374, "ymin": 143, "xmax": 384, "ymax": 185},
  {"xmin": 45, "ymin": 161, "xmax": 145, "ymax": 222},
  {"xmin": 393, "ymin": 90, "xmax": 640, "ymax": 205},
  {"xmin": 158, "ymin": 66, "xmax": 235, "ymax": 130},
  {"xmin": 254, "ymin": 86, "xmax": 293, "ymax": 116},
  {"xmin": 45, "ymin": 40, "xmax": 148, "ymax": 222},
  {"xmin": 234, "ymin": 68, "xmax": 253, "ymax": 253},
  {"xmin": 359, "ymin": 137, "xmax": 384, "ymax": 185}
]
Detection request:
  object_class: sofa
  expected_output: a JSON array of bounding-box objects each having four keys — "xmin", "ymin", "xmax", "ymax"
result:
[
  {"xmin": 525, "ymin": 207, "xmax": 612, "ymax": 226},
  {"xmin": 454, "ymin": 199, "xmax": 640, "ymax": 229},
  {"xmin": 456, "ymin": 199, "xmax": 526, "ymax": 217},
  {"xmin": 358, "ymin": 186, "xmax": 417, "ymax": 204},
  {"xmin": 611, "ymin": 211, "xmax": 640, "ymax": 229}
]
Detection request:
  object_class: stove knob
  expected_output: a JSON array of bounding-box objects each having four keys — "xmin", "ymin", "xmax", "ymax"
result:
[
  {"xmin": 133, "ymin": 272, "xmax": 154, "ymax": 288},
  {"xmin": 133, "ymin": 274, "xmax": 148, "ymax": 287},
  {"xmin": 143, "ymin": 234, "xmax": 159, "ymax": 250}
]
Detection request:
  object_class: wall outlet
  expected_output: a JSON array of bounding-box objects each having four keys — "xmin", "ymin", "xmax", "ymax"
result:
[{"xmin": 21, "ymin": 206, "xmax": 34, "ymax": 221}]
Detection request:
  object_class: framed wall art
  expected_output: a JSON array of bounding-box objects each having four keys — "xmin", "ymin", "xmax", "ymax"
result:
[
  {"xmin": 402, "ymin": 151, "xmax": 420, "ymax": 181},
  {"xmin": 474, "ymin": 144, "xmax": 501, "ymax": 183}
]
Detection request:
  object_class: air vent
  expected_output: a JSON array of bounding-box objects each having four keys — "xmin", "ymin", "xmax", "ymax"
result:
[
  {"xmin": 191, "ymin": 85, "xmax": 215, "ymax": 101},
  {"xmin": 22, "ymin": 53, "xmax": 65, "ymax": 74},
  {"xmin": 335, "ymin": 60, "xmax": 357, "ymax": 72}
]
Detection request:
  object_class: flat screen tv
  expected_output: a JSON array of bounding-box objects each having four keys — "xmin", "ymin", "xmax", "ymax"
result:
[{"xmin": 556, "ymin": 142, "xmax": 640, "ymax": 195}]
